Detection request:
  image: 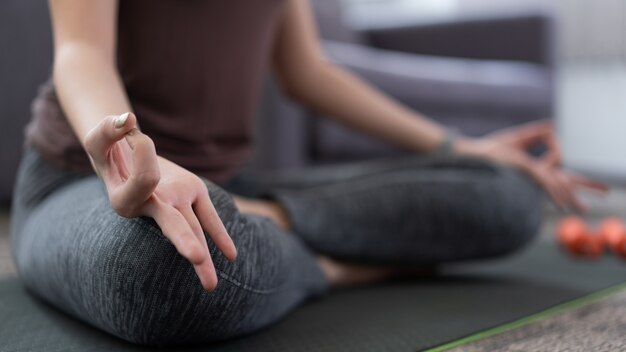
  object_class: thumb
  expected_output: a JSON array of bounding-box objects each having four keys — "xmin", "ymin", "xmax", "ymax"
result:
[
  {"xmin": 510, "ymin": 121, "xmax": 552, "ymax": 148},
  {"xmin": 541, "ymin": 131, "xmax": 562, "ymax": 168},
  {"xmin": 84, "ymin": 112, "xmax": 137, "ymax": 163}
]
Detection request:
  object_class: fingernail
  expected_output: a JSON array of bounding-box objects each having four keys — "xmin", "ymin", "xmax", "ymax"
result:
[{"xmin": 114, "ymin": 113, "xmax": 130, "ymax": 128}]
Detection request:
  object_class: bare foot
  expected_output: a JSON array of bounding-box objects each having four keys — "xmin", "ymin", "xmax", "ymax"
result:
[
  {"xmin": 316, "ymin": 255, "xmax": 401, "ymax": 288},
  {"xmin": 233, "ymin": 196, "xmax": 291, "ymax": 231},
  {"xmin": 317, "ymin": 256, "xmax": 438, "ymax": 288},
  {"xmin": 232, "ymin": 196, "xmax": 436, "ymax": 288}
]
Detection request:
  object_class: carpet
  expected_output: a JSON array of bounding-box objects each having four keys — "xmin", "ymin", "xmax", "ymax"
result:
[{"xmin": 432, "ymin": 283, "xmax": 626, "ymax": 351}]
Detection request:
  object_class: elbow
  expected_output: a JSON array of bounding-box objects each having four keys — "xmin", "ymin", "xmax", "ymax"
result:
[
  {"xmin": 274, "ymin": 70, "xmax": 309, "ymax": 103},
  {"xmin": 274, "ymin": 57, "xmax": 330, "ymax": 104}
]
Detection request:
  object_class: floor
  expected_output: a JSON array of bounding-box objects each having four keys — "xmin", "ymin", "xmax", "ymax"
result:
[{"xmin": 0, "ymin": 211, "xmax": 14, "ymax": 278}]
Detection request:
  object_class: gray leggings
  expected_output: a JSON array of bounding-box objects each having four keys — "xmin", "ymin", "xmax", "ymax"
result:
[{"xmin": 10, "ymin": 148, "xmax": 543, "ymax": 346}]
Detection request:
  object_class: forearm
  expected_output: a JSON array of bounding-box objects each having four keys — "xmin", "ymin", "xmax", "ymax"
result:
[
  {"xmin": 285, "ymin": 60, "xmax": 446, "ymax": 153},
  {"xmin": 53, "ymin": 43, "xmax": 132, "ymax": 146}
]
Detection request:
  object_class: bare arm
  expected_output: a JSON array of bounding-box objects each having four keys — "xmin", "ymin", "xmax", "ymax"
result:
[
  {"xmin": 48, "ymin": 0, "xmax": 236, "ymax": 290},
  {"xmin": 272, "ymin": 0, "xmax": 446, "ymax": 153},
  {"xmin": 272, "ymin": 0, "xmax": 606, "ymax": 211},
  {"xmin": 50, "ymin": 0, "xmax": 131, "ymax": 142}
]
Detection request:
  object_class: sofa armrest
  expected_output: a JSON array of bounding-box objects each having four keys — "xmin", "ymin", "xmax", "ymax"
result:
[
  {"xmin": 360, "ymin": 12, "xmax": 556, "ymax": 68},
  {"xmin": 322, "ymin": 40, "xmax": 554, "ymax": 120}
]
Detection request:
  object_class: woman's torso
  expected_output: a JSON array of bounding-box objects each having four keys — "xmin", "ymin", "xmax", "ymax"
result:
[{"xmin": 26, "ymin": 0, "xmax": 286, "ymax": 184}]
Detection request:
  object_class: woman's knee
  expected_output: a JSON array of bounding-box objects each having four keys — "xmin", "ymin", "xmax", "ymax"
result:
[
  {"xmin": 87, "ymin": 181, "xmax": 310, "ymax": 345},
  {"xmin": 470, "ymin": 167, "xmax": 544, "ymax": 257},
  {"xmin": 17, "ymin": 176, "xmax": 319, "ymax": 346},
  {"xmin": 90, "ymin": 217, "xmax": 230, "ymax": 344},
  {"xmin": 93, "ymin": 209, "xmax": 297, "ymax": 345}
]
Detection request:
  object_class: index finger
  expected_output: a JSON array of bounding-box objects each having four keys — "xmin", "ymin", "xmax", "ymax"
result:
[
  {"xmin": 511, "ymin": 121, "xmax": 553, "ymax": 148},
  {"xmin": 84, "ymin": 113, "xmax": 137, "ymax": 165},
  {"xmin": 110, "ymin": 129, "xmax": 160, "ymax": 210},
  {"xmin": 542, "ymin": 131, "xmax": 562, "ymax": 168}
]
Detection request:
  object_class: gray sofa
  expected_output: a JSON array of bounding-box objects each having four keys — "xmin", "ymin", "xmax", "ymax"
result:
[
  {"xmin": 0, "ymin": 1, "xmax": 53, "ymax": 205},
  {"xmin": 0, "ymin": 0, "xmax": 556, "ymax": 204}
]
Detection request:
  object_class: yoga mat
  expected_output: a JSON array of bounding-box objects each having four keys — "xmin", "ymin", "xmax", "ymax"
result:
[{"xmin": 1, "ymin": 239, "xmax": 625, "ymax": 352}]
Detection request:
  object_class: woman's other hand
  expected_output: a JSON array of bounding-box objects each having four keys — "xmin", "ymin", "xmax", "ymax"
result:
[
  {"xmin": 84, "ymin": 113, "xmax": 237, "ymax": 291},
  {"xmin": 453, "ymin": 121, "xmax": 608, "ymax": 213}
]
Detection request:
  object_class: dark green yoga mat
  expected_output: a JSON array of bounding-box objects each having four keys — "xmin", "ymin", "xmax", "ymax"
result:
[{"xmin": 1, "ymin": 239, "xmax": 625, "ymax": 352}]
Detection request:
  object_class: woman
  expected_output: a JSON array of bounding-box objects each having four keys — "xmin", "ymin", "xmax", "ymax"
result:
[{"xmin": 11, "ymin": 0, "xmax": 604, "ymax": 346}]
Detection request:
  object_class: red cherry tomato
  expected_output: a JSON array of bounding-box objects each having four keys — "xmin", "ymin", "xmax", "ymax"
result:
[
  {"xmin": 557, "ymin": 217, "xmax": 588, "ymax": 251},
  {"xmin": 579, "ymin": 233, "xmax": 605, "ymax": 258},
  {"xmin": 599, "ymin": 218, "xmax": 626, "ymax": 258},
  {"xmin": 556, "ymin": 217, "xmax": 604, "ymax": 259},
  {"xmin": 612, "ymin": 236, "xmax": 626, "ymax": 259}
]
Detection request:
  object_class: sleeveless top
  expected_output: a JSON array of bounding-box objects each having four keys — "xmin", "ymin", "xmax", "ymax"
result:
[{"xmin": 26, "ymin": 0, "xmax": 286, "ymax": 183}]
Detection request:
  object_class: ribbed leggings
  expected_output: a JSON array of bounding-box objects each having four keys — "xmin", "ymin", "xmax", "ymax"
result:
[{"xmin": 10, "ymin": 147, "xmax": 543, "ymax": 345}]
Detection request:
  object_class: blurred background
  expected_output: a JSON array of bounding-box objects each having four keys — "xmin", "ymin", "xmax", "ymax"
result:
[
  {"xmin": 342, "ymin": 0, "xmax": 626, "ymax": 180},
  {"xmin": 1, "ymin": 0, "xmax": 626, "ymax": 275}
]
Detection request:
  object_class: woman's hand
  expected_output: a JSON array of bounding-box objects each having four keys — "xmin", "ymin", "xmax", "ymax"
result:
[
  {"xmin": 84, "ymin": 113, "xmax": 237, "ymax": 291},
  {"xmin": 453, "ymin": 121, "xmax": 608, "ymax": 212}
]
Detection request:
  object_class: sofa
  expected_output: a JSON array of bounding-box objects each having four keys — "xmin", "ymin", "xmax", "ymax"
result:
[
  {"xmin": 0, "ymin": 1, "xmax": 53, "ymax": 205},
  {"xmin": 0, "ymin": 0, "xmax": 556, "ymax": 204},
  {"xmin": 252, "ymin": 0, "xmax": 556, "ymax": 169}
]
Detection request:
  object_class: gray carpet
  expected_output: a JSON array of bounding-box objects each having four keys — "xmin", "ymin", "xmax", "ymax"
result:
[{"xmin": 443, "ymin": 284, "xmax": 626, "ymax": 352}]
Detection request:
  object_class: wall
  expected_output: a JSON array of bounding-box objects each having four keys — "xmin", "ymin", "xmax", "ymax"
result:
[{"xmin": 346, "ymin": 0, "xmax": 626, "ymax": 62}]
